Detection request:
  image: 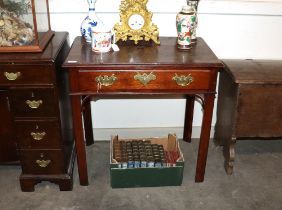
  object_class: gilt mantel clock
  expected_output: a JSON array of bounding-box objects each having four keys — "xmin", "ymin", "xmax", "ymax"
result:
[{"xmin": 114, "ymin": 0, "xmax": 160, "ymax": 44}]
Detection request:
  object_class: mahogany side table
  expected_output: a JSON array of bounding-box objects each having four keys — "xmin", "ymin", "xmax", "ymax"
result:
[{"xmin": 63, "ymin": 37, "xmax": 223, "ymax": 185}]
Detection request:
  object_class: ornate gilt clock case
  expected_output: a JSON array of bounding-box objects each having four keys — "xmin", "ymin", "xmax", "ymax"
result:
[{"xmin": 114, "ymin": 0, "xmax": 160, "ymax": 44}]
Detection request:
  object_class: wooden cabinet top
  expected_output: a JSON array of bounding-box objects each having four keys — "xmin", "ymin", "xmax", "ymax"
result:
[
  {"xmin": 63, "ymin": 37, "xmax": 223, "ymax": 70},
  {"xmin": 223, "ymin": 59, "xmax": 282, "ymax": 84},
  {"xmin": 0, "ymin": 32, "xmax": 69, "ymax": 64}
]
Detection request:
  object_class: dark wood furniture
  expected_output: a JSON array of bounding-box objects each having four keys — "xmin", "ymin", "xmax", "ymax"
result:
[
  {"xmin": 0, "ymin": 32, "xmax": 75, "ymax": 191},
  {"xmin": 0, "ymin": 90, "xmax": 18, "ymax": 163},
  {"xmin": 214, "ymin": 59, "xmax": 282, "ymax": 175},
  {"xmin": 63, "ymin": 36, "xmax": 223, "ymax": 185}
]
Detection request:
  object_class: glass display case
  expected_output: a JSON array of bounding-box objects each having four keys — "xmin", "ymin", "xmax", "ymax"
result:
[{"xmin": 0, "ymin": 0, "xmax": 54, "ymax": 52}]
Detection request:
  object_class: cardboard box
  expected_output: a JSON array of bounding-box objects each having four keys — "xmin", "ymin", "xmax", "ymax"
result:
[{"xmin": 110, "ymin": 134, "xmax": 184, "ymax": 188}]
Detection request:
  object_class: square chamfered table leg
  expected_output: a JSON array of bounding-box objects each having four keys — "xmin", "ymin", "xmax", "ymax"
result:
[
  {"xmin": 195, "ymin": 94, "xmax": 215, "ymax": 182},
  {"xmin": 82, "ymin": 96, "xmax": 94, "ymax": 146},
  {"xmin": 183, "ymin": 95, "xmax": 195, "ymax": 142},
  {"xmin": 71, "ymin": 95, "xmax": 89, "ymax": 186}
]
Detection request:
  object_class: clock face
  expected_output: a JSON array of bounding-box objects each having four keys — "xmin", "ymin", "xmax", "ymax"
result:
[{"xmin": 128, "ymin": 14, "xmax": 145, "ymax": 30}]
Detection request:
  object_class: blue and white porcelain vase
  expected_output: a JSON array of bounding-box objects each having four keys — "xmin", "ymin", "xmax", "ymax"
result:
[{"xmin": 80, "ymin": 0, "xmax": 103, "ymax": 43}]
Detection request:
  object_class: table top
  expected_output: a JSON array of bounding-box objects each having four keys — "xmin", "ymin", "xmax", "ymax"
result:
[
  {"xmin": 63, "ymin": 37, "xmax": 223, "ymax": 70},
  {"xmin": 223, "ymin": 59, "xmax": 282, "ymax": 84}
]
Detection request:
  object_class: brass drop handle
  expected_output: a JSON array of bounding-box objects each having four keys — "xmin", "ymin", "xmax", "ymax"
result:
[
  {"xmin": 4, "ymin": 72, "xmax": 21, "ymax": 80},
  {"xmin": 26, "ymin": 100, "xmax": 43, "ymax": 109},
  {"xmin": 30, "ymin": 131, "xmax": 46, "ymax": 141},
  {"xmin": 172, "ymin": 74, "xmax": 194, "ymax": 86},
  {"xmin": 95, "ymin": 74, "xmax": 117, "ymax": 86},
  {"xmin": 36, "ymin": 159, "xmax": 51, "ymax": 168},
  {"xmin": 134, "ymin": 72, "xmax": 156, "ymax": 86},
  {"xmin": 36, "ymin": 153, "xmax": 51, "ymax": 168}
]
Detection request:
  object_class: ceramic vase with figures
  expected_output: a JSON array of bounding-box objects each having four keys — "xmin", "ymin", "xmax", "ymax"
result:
[
  {"xmin": 176, "ymin": 5, "xmax": 196, "ymax": 49},
  {"xmin": 81, "ymin": 0, "xmax": 104, "ymax": 43},
  {"xmin": 187, "ymin": 0, "xmax": 199, "ymax": 43}
]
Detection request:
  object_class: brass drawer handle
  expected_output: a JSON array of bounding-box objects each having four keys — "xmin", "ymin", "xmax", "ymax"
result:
[
  {"xmin": 134, "ymin": 72, "xmax": 156, "ymax": 86},
  {"xmin": 30, "ymin": 131, "xmax": 46, "ymax": 141},
  {"xmin": 4, "ymin": 72, "xmax": 21, "ymax": 80},
  {"xmin": 95, "ymin": 74, "xmax": 117, "ymax": 86},
  {"xmin": 172, "ymin": 74, "xmax": 194, "ymax": 86},
  {"xmin": 25, "ymin": 100, "xmax": 43, "ymax": 109},
  {"xmin": 36, "ymin": 159, "xmax": 51, "ymax": 168}
]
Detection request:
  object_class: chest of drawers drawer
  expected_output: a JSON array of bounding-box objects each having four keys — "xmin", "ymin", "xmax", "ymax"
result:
[
  {"xmin": 76, "ymin": 70, "xmax": 214, "ymax": 93},
  {"xmin": 0, "ymin": 65, "xmax": 53, "ymax": 85},
  {"xmin": 10, "ymin": 88, "xmax": 58, "ymax": 117},
  {"xmin": 20, "ymin": 150, "xmax": 65, "ymax": 174},
  {"xmin": 15, "ymin": 120, "xmax": 61, "ymax": 149}
]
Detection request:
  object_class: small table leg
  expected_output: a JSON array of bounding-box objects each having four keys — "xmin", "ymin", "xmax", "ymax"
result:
[
  {"xmin": 71, "ymin": 95, "xmax": 89, "ymax": 186},
  {"xmin": 183, "ymin": 95, "xmax": 195, "ymax": 142},
  {"xmin": 82, "ymin": 96, "xmax": 94, "ymax": 146},
  {"xmin": 195, "ymin": 94, "xmax": 215, "ymax": 182}
]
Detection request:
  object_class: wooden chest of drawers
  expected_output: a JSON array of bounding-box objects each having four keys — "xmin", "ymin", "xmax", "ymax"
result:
[{"xmin": 0, "ymin": 32, "xmax": 75, "ymax": 191}]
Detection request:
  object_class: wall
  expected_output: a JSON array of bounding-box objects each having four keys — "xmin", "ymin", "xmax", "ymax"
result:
[{"xmin": 49, "ymin": 0, "xmax": 282, "ymax": 139}]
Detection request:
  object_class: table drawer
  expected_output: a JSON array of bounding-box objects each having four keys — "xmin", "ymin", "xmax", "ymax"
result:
[
  {"xmin": 77, "ymin": 70, "xmax": 213, "ymax": 93},
  {"xmin": 20, "ymin": 150, "xmax": 65, "ymax": 174},
  {"xmin": 15, "ymin": 120, "xmax": 62, "ymax": 149},
  {"xmin": 0, "ymin": 65, "xmax": 53, "ymax": 85},
  {"xmin": 10, "ymin": 88, "xmax": 58, "ymax": 117}
]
